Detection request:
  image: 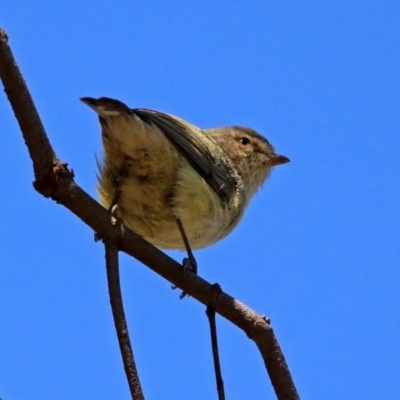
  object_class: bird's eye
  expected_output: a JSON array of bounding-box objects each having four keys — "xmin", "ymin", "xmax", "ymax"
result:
[{"xmin": 240, "ymin": 137, "xmax": 250, "ymax": 145}]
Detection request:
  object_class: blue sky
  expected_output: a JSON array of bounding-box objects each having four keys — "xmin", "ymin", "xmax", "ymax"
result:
[{"xmin": 1, "ymin": 1, "xmax": 399, "ymax": 399}]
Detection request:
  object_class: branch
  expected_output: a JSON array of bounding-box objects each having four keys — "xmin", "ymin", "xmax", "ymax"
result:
[
  {"xmin": 0, "ymin": 28, "xmax": 299, "ymax": 400},
  {"xmin": 0, "ymin": 31, "xmax": 56, "ymax": 196},
  {"xmin": 104, "ymin": 239, "xmax": 144, "ymax": 400},
  {"xmin": 206, "ymin": 297, "xmax": 225, "ymax": 400}
]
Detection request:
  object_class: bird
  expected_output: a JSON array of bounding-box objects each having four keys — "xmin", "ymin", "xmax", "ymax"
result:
[{"xmin": 81, "ymin": 97, "xmax": 289, "ymax": 268}]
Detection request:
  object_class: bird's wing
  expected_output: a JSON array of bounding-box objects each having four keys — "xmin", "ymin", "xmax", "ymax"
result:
[{"xmin": 133, "ymin": 108, "xmax": 237, "ymax": 204}]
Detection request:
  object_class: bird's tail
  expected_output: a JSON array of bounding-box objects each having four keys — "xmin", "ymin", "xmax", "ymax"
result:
[{"xmin": 80, "ymin": 97, "xmax": 132, "ymax": 117}]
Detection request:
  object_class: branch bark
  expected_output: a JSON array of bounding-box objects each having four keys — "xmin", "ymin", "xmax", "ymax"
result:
[
  {"xmin": 105, "ymin": 239, "xmax": 144, "ymax": 400},
  {"xmin": 0, "ymin": 28, "xmax": 299, "ymax": 400}
]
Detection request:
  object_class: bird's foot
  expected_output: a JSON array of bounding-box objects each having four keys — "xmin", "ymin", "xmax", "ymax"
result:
[{"xmin": 171, "ymin": 256, "xmax": 198, "ymax": 298}]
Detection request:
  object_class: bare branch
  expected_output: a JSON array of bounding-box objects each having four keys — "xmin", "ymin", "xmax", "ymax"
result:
[
  {"xmin": 104, "ymin": 239, "xmax": 144, "ymax": 400},
  {"xmin": 0, "ymin": 29, "xmax": 56, "ymax": 197},
  {"xmin": 206, "ymin": 295, "xmax": 225, "ymax": 400},
  {"xmin": 0, "ymin": 28, "xmax": 299, "ymax": 400}
]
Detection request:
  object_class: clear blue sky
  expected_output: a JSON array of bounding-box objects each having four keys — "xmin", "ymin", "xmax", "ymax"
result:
[{"xmin": 1, "ymin": 2, "xmax": 399, "ymax": 399}]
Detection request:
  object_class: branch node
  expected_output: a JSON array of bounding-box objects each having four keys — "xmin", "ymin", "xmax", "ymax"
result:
[
  {"xmin": 208, "ymin": 283, "xmax": 222, "ymax": 308},
  {"xmin": 32, "ymin": 159, "xmax": 74, "ymax": 198},
  {"xmin": 260, "ymin": 314, "xmax": 271, "ymax": 324}
]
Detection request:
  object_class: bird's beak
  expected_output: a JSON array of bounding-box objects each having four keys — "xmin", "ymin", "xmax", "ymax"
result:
[{"xmin": 270, "ymin": 154, "xmax": 290, "ymax": 166}]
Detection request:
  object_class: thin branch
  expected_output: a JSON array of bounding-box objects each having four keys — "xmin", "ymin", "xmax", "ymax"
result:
[
  {"xmin": 0, "ymin": 30, "xmax": 56, "ymax": 196},
  {"xmin": 206, "ymin": 303, "xmax": 225, "ymax": 400},
  {"xmin": 104, "ymin": 239, "xmax": 144, "ymax": 400},
  {"xmin": 0, "ymin": 28, "xmax": 299, "ymax": 400}
]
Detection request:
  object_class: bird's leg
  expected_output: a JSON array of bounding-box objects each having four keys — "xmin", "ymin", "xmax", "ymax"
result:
[
  {"xmin": 94, "ymin": 191, "xmax": 121, "ymax": 242},
  {"xmin": 172, "ymin": 218, "xmax": 197, "ymax": 298},
  {"xmin": 108, "ymin": 163, "xmax": 130, "ymax": 213},
  {"xmin": 95, "ymin": 165, "xmax": 128, "ymax": 242},
  {"xmin": 108, "ymin": 190, "xmax": 121, "ymax": 219},
  {"xmin": 175, "ymin": 217, "xmax": 197, "ymax": 274}
]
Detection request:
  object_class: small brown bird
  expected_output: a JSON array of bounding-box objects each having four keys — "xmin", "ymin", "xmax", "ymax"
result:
[{"xmin": 81, "ymin": 97, "xmax": 289, "ymax": 264}]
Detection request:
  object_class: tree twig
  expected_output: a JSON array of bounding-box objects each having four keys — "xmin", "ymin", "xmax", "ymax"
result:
[
  {"xmin": 104, "ymin": 239, "xmax": 144, "ymax": 400},
  {"xmin": 206, "ymin": 302, "xmax": 225, "ymax": 400}
]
